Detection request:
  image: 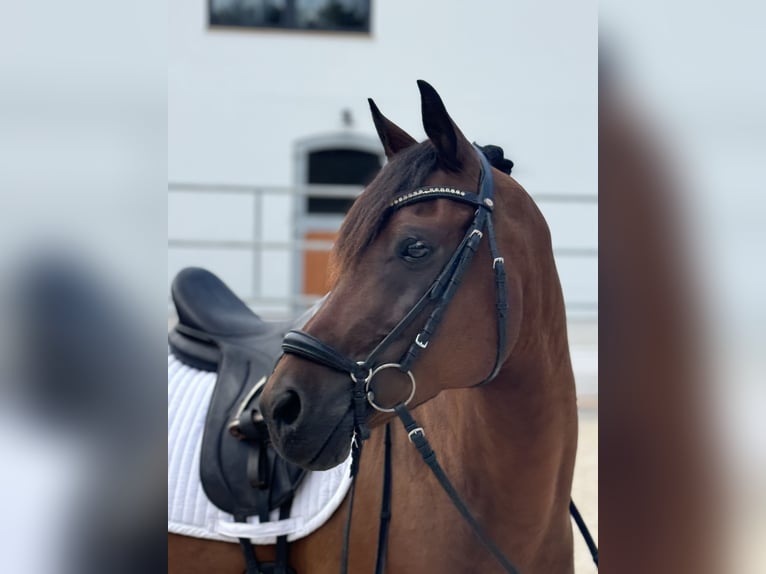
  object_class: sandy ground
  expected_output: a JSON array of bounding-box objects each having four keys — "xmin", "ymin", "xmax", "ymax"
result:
[{"xmin": 572, "ymin": 408, "xmax": 598, "ymax": 574}]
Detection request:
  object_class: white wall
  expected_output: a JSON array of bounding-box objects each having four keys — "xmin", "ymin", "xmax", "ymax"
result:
[{"xmin": 170, "ymin": 0, "xmax": 597, "ymax": 189}]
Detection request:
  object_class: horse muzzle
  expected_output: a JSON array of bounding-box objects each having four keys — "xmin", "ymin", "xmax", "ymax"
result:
[{"xmin": 261, "ymin": 365, "xmax": 356, "ymax": 470}]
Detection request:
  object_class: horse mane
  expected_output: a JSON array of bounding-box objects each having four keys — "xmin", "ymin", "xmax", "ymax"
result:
[
  {"xmin": 331, "ymin": 142, "xmax": 439, "ymax": 278},
  {"xmin": 475, "ymin": 143, "xmax": 514, "ymax": 175},
  {"xmin": 330, "ymin": 141, "xmax": 514, "ymax": 280}
]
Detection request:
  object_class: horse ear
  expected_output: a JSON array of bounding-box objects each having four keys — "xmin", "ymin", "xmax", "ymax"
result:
[
  {"xmin": 417, "ymin": 79, "xmax": 472, "ymax": 171},
  {"xmin": 368, "ymin": 98, "xmax": 417, "ymax": 159}
]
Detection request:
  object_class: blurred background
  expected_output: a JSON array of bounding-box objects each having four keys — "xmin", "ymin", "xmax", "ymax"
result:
[
  {"xmin": 601, "ymin": 1, "xmax": 766, "ymax": 571},
  {"xmin": 1, "ymin": 0, "xmax": 764, "ymax": 572}
]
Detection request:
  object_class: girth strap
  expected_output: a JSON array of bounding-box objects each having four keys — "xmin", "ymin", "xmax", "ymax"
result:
[{"xmin": 236, "ymin": 500, "xmax": 296, "ymax": 574}]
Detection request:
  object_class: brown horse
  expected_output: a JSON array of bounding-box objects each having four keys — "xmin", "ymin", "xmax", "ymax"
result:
[{"xmin": 169, "ymin": 81, "xmax": 579, "ymax": 573}]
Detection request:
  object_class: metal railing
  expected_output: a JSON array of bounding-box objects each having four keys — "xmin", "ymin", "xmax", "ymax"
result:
[{"xmin": 168, "ymin": 183, "xmax": 598, "ymax": 318}]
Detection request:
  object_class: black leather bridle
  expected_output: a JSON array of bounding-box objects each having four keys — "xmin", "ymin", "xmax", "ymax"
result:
[{"xmin": 282, "ymin": 145, "xmax": 508, "ymax": 441}]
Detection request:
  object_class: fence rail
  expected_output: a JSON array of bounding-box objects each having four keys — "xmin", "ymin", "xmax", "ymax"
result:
[
  {"xmin": 169, "ymin": 181, "xmax": 599, "ymax": 204},
  {"xmin": 168, "ymin": 183, "xmax": 597, "ymax": 319}
]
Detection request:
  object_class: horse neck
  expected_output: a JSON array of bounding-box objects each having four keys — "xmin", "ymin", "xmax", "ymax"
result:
[
  {"xmin": 409, "ymin": 189, "xmax": 578, "ymax": 525},
  {"xmin": 378, "ymin": 316, "xmax": 577, "ymax": 568},
  {"xmin": 495, "ymin": 175, "xmax": 576, "ymax": 403},
  {"xmin": 416, "ymin": 297, "xmax": 576, "ymax": 487}
]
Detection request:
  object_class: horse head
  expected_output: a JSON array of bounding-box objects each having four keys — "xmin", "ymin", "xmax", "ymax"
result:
[{"xmin": 261, "ymin": 81, "xmax": 546, "ymax": 470}]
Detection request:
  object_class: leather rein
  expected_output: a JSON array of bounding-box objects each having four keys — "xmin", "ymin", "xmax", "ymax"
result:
[{"xmin": 279, "ymin": 146, "xmax": 598, "ymax": 572}]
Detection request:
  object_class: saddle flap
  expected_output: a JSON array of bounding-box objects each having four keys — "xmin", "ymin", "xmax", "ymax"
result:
[{"xmin": 199, "ymin": 345, "xmax": 306, "ymax": 517}]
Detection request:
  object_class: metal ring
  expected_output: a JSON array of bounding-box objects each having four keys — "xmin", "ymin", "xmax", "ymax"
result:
[{"xmin": 365, "ymin": 363, "xmax": 417, "ymax": 413}]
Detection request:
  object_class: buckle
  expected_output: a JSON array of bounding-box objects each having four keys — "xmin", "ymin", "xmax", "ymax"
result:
[{"xmin": 407, "ymin": 427, "xmax": 425, "ymax": 442}]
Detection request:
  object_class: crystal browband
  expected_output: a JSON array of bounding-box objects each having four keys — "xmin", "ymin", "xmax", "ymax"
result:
[{"xmin": 390, "ymin": 186, "xmax": 477, "ymax": 208}]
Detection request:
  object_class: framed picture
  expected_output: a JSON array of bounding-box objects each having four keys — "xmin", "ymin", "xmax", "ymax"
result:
[{"xmin": 209, "ymin": 0, "xmax": 371, "ymax": 34}]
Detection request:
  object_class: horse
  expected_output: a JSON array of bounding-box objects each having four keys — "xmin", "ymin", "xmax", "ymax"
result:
[{"xmin": 169, "ymin": 80, "xmax": 581, "ymax": 573}]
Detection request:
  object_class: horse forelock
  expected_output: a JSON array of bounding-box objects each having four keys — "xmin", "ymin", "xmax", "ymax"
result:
[{"xmin": 330, "ymin": 142, "xmax": 439, "ymax": 281}]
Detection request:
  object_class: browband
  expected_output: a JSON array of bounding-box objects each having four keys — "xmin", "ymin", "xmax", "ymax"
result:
[{"xmin": 389, "ymin": 187, "xmax": 487, "ymax": 210}]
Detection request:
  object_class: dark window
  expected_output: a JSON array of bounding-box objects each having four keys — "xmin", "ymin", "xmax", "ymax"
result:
[
  {"xmin": 308, "ymin": 148, "xmax": 381, "ymax": 185},
  {"xmin": 210, "ymin": 0, "xmax": 371, "ymax": 33},
  {"xmin": 306, "ymin": 148, "xmax": 381, "ymax": 215}
]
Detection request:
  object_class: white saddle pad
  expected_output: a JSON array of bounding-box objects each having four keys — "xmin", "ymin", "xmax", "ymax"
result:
[{"xmin": 167, "ymin": 352, "xmax": 352, "ymax": 544}]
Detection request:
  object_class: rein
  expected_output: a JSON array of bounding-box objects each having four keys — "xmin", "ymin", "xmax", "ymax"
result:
[{"xmin": 279, "ymin": 146, "xmax": 598, "ymax": 572}]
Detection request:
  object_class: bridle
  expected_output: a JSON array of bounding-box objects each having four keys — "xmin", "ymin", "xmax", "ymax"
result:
[
  {"xmin": 277, "ymin": 145, "xmax": 598, "ymax": 573},
  {"xmin": 282, "ymin": 145, "xmax": 508, "ymax": 442}
]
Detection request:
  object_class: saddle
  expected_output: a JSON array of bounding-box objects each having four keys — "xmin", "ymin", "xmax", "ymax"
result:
[{"xmin": 169, "ymin": 267, "xmax": 315, "ymax": 574}]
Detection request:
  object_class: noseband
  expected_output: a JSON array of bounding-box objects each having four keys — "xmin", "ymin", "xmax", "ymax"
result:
[{"xmin": 282, "ymin": 145, "xmax": 509, "ymax": 441}]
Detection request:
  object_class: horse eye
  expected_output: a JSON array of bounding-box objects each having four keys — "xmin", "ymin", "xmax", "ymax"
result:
[{"xmin": 401, "ymin": 240, "xmax": 431, "ymax": 262}]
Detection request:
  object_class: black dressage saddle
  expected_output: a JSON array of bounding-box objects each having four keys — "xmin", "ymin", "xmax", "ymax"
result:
[{"xmin": 169, "ymin": 267, "xmax": 314, "ymax": 574}]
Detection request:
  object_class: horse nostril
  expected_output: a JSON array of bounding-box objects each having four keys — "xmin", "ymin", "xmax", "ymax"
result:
[{"xmin": 273, "ymin": 390, "xmax": 302, "ymax": 426}]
